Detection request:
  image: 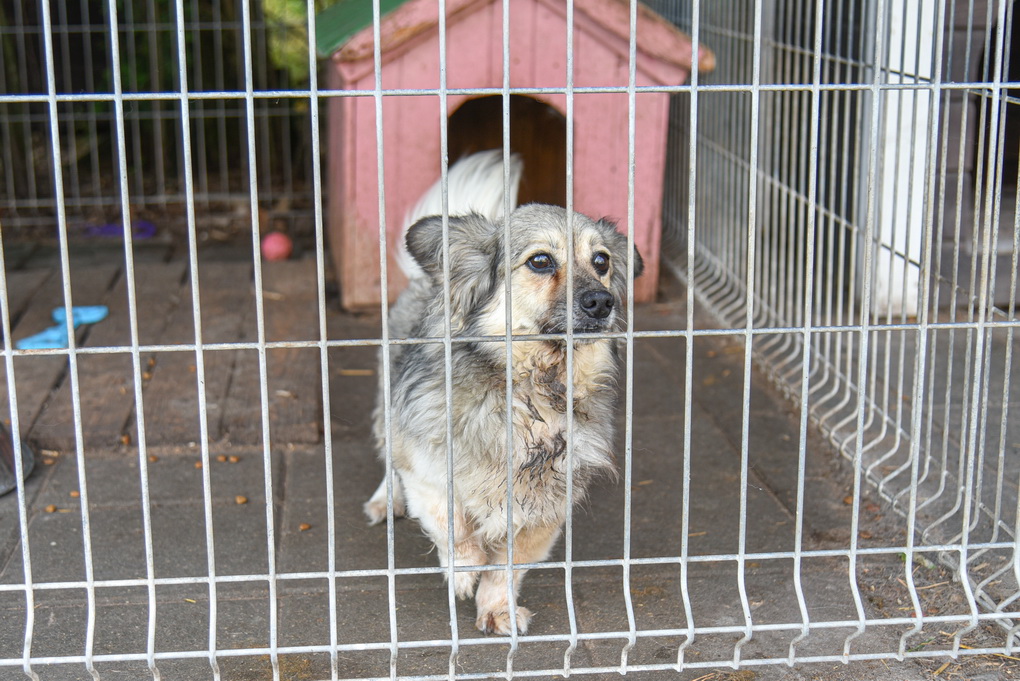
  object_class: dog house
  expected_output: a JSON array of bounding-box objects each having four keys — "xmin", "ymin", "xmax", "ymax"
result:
[{"xmin": 317, "ymin": 0, "xmax": 714, "ymax": 310}]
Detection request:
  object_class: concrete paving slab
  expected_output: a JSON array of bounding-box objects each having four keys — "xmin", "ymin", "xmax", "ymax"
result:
[{"xmin": 29, "ymin": 446, "xmax": 280, "ymax": 510}]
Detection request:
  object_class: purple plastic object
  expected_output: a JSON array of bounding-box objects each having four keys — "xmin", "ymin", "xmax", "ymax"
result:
[{"xmin": 75, "ymin": 220, "xmax": 156, "ymax": 239}]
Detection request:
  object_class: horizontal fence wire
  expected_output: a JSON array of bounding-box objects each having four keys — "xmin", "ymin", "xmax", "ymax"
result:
[{"xmin": 0, "ymin": 0, "xmax": 1019, "ymax": 679}]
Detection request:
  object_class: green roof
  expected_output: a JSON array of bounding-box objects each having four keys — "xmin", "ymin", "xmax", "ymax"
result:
[{"xmin": 315, "ymin": 0, "xmax": 412, "ymax": 57}]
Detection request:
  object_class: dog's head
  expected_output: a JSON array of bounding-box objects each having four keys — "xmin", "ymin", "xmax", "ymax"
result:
[{"xmin": 405, "ymin": 204, "xmax": 643, "ymax": 338}]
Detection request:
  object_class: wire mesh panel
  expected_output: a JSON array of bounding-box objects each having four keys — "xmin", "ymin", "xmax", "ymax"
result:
[
  {"xmin": 663, "ymin": 0, "xmax": 1020, "ymax": 661},
  {"xmin": 0, "ymin": 0, "xmax": 313, "ymax": 237},
  {"xmin": 1, "ymin": 0, "xmax": 1019, "ymax": 679}
]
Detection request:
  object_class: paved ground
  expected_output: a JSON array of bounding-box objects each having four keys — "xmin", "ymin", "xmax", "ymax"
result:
[{"xmin": 0, "ymin": 243, "xmax": 1015, "ymax": 680}]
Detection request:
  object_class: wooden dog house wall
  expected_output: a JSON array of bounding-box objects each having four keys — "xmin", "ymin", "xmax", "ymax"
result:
[{"xmin": 318, "ymin": 0, "xmax": 714, "ymax": 310}]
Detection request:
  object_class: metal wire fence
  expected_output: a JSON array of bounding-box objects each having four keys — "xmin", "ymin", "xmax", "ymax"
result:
[
  {"xmin": 0, "ymin": 0, "xmax": 314, "ymax": 236},
  {"xmin": 0, "ymin": 0, "xmax": 1019, "ymax": 679},
  {"xmin": 662, "ymin": 0, "xmax": 1020, "ymax": 655}
]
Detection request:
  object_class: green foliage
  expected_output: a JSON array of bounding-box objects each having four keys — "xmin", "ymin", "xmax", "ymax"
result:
[{"xmin": 264, "ymin": 0, "xmax": 343, "ymax": 82}]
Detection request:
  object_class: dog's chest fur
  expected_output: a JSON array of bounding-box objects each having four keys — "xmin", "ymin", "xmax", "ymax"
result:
[{"xmin": 447, "ymin": 341, "xmax": 617, "ymax": 539}]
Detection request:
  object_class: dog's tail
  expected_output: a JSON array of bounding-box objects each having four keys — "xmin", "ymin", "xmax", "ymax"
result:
[{"xmin": 398, "ymin": 150, "xmax": 523, "ymax": 280}]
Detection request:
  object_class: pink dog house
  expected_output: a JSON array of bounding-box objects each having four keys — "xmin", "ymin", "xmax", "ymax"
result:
[{"xmin": 318, "ymin": 0, "xmax": 714, "ymax": 310}]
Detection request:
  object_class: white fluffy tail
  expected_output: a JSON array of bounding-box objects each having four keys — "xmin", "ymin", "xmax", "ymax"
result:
[{"xmin": 398, "ymin": 150, "xmax": 523, "ymax": 280}]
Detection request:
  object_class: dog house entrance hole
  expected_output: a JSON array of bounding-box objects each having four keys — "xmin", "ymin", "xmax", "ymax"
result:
[{"xmin": 448, "ymin": 95, "xmax": 567, "ymax": 207}]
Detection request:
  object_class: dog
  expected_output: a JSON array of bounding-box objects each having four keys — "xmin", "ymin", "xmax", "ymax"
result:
[{"xmin": 365, "ymin": 150, "xmax": 643, "ymax": 635}]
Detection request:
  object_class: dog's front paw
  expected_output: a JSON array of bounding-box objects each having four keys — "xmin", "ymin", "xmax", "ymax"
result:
[
  {"xmin": 452, "ymin": 570, "xmax": 479, "ymax": 599},
  {"xmin": 363, "ymin": 496, "xmax": 405, "ymax": 525},
  {"xmin": 476, "ymin": 605, "xmax": 532, "ymax": 635},
  {"xmin": 364, "ymin": 477, "xmax": 406, "ymax": 525}
]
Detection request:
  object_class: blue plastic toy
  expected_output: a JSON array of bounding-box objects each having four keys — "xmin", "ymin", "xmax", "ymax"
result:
[{"xmin": 15, "ymin": 305, "xmax": 109, "ymax": 350}]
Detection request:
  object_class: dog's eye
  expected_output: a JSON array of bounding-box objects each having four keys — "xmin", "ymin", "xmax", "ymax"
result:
[
  {"xmin": 527, "ymin": 253, "xmax": 556, "ymax": 273},
  {"xmin": 592, "ymin": 252, "xmax": 610, "ymax": 276}
]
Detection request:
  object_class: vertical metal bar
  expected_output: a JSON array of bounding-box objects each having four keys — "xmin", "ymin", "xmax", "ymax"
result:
[
  {"xmin": 364, "ymin": 0, "xmax": 398, "ymax": 676},
  {"xmin": 969, "ymin": 0, "xmax": 1015, "ymax": 564},
  {"xmin": 731, "ymin": 0, "xmax": 765, "ymax": 667},
  {"xmin": 915, "ymin": 0, "xmax": 958, "ymax": 510},
  {"xmin": 918, "ymin": 0, "xmax": 971, "ymax": 538},
  {"xmin": 120, "ymin": 0, "xmax": 142, "ymax": 201},
  {"xmin": 38, "ymin": 0, "xmax": 101, "ymax": 676},
  {"xmin": 105, "ymin": 1, "xmax": 161, "ymax": 678},
  {"xmin": 54, "ymin": 1, "xmax": 81, "ymax": 211},
  {"xmin": 561, "ymin": 0, "xmax": 581, "ymax": 674},
  {"xmin": 991, "ymin": 4, "xmax": 1020, "ymax": 635},
  {"xmin": 868, "ymin": 0, "xmax": 920, "ymax": 496},
  {"xmin": 788, "ymin": 0, "xmax": 826, "ymax": 663},
  {"xmin": 922, "ymin": 0, "xmax": 986, "ymax": 548},
  {"xmin": 16, "ymin": 0, "xmax": 40, "ymax": 207},
  {"xmin": 618, "ymin": 0, "xmax": 639, "ymax": 670},
  {"xmin": 171, "ymin": 0, "xmax": 221, "ymax": 676},
  {"xmin": 303, "ymin": 3, "xmax": 338, "ymax": 678},
  {"xmin": 212, "ymin": 0, "xmax": 230, "ymax": 201},
  {"xmin": 964, "ymin": 0, "xmax": 1011, "ymax": 585},
  {"xmin": 501, "ymin": 0, "xmax": 526, "ymax": 668},
  {"xmin": 1005, "ymin": 156, "xmax": 1020, "ymax": 647},
  {"xmin": 916, "ymin": 0, "xmax": 978, "ymax": 536},
  {"xmin": 815, "ymin": 0, "xmax": 866, "ymax": 442},
  {"xmin": 38, "ymin": 1, "xmax": 103, "ymax": 677},
  {"xmin": 141, "ymin": 0, "xmax": 165, "ymax": 205},
  {"xmin": 949, "ymin": 10, "xmax": 993, "ymax": 539},
  {"xmin": 807, "ymin": 0, "xmax": 837, "ymax": 406},
  {"xmin": 675, "ymin": 0, "xmax": 700, "ymax": 670},
  {"xmin": 256, "ymin": 1, "xmax": 273, "ymax": 205},
  {"xmin": 0, "ymin": 63, "xmax": 16, "ymax": 221},
  {"xmin": 79, "ymin": 0, "xmax": 102, "ymax": 205},
  {"xmin": 896, "ymin": 0, "xmax": 948, "ymax": 659},
  {"xmin": 433, "ymin": 0, "xmax": 462, "ymax": 676},
  {"xmin": 843, "ymin": 0, "xmax": 887, "ymax": 657},
  {"xmin": 238, "ymin": 1, "xmax": 281, "ymax": 676},
  {"xmin": 0, "ymin": 288, "xmax": 39, "ymax": 679},
  {"xmin": 143, "ymin": 0, "xmax": 168, "ymax": 207},
  {"xmin": 0, "ymin": 146, "xmax": 42, "ymax": 681},
  {"xmin": 952, "ymin": 0, "xmax": 1010, "ymax": 651},
  {"xmin": 189, "ymin": 0, "xmax": 210, "ymax": 203},
  {"xmin": 500, "ymin": 0, "xmax": 521, "ymax": 673}
]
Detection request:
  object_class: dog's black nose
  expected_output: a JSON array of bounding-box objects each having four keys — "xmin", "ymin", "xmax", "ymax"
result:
[{"xmin": 579, "ymin": 290, "xmax": 614, "ymax": 319}]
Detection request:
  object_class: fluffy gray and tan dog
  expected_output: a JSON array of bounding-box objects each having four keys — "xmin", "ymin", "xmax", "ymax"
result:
[{"xmin": 366, "ymin": 150, "xmax": 642, "ymax": 635}]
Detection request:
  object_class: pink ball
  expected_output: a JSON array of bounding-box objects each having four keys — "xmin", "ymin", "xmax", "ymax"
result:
[{"xmin": 261, "ymin": 231, "xmax": 293, "ymax": 261}]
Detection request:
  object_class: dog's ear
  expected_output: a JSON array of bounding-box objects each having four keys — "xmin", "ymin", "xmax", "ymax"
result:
[
  {"xmin": 596, "ymin": 218, "xmax": 644, "ymax": 280},
  {"xmin": 404, "ymin": 215, "xmax": 448, "ymax": 278},
  {"xmin": 629, "ymin": 243, "xmax": 644, "ymax": 279},
  {"xmin": 405, "ymin": 214, "xmax": 502, "ymax": 320}
]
